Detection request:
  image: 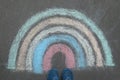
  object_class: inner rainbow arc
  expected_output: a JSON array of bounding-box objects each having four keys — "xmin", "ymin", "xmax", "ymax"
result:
[{"xmin": 43, "ymin": 43, "xmax": 76, "ymax": 72}]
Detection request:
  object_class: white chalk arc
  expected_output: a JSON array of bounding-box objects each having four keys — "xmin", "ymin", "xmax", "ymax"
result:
[{"xmin": 25, "ymin": 26, "xmax": 95, "ymax": 71}]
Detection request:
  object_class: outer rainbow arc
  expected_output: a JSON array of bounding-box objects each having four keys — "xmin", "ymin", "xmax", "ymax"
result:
[{"xmin": 7, "ymin": 8, "xmax": 115, "ymax": 74}]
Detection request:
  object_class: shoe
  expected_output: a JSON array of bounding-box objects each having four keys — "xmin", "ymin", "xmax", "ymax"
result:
[
  {"xmin": 62, "ymin": 68, "xmax": 73, "ymax": 80},
  {"xmin": 47, "ymin": 68, "xmax": 59, "ymax": 80}
]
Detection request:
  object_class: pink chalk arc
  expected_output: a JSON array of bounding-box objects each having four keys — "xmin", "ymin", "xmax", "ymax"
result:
[{"xmin": 43, "ymin": 43, "xmax": 76, "ymax": 72}]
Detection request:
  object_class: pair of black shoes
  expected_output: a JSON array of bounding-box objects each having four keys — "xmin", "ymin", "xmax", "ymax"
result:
[{"xmin": 47, "ymin": 68, "xmax": 73, "ymax": 80}]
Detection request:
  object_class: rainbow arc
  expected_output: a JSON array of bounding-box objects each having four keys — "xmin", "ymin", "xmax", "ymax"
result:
[{"xmin": 7, "ymin": 8, "xmax": 115, "ymax": 74}]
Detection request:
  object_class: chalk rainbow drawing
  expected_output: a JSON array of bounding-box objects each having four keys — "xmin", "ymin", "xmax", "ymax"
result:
[{"xmin": 7, "ymin": 8, "xmax": 115, "ymax": 74}]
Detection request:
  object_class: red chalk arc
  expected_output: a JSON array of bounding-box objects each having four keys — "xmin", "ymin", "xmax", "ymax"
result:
[{"xmin": 43, "ymin": 43, "xmax": 76, "ymax": 72}]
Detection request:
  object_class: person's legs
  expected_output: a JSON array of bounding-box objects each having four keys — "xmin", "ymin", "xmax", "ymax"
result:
[
  {"xmin": 47, "ymin": 68, "xmax": 73, "ymax": 80},
  {"xmin": 47, "ymin": 68, "xmax": 59, "ymax": 80},
  {"xmin": 62, "ymin": 68, "xmax": 73, "ymax": 80}
]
